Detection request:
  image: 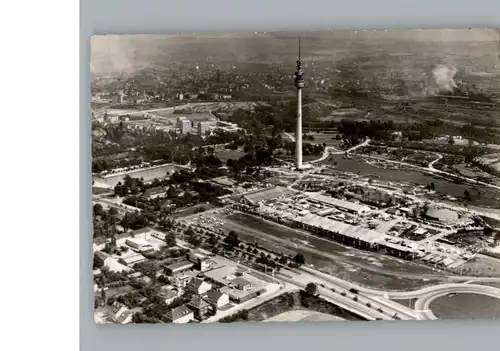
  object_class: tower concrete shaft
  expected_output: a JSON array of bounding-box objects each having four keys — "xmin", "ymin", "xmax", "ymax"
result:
[
  {"xmin": 294, "ymin": 37, "xmax": 304, "ymax": 170},
  {"xmin": 296, "ymin": 88, "xmax": 303, "ymax": 169}
]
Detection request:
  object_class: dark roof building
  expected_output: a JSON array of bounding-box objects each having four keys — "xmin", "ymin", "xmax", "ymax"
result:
[{"xmin": 164, "ymin": 260, "xmax": 195, "ymax": 276}]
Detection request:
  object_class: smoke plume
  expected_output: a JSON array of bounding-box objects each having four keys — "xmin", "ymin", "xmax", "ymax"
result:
[{"xmin": 431, "ymin": 64, "xmax": 458, "ymax": 93}]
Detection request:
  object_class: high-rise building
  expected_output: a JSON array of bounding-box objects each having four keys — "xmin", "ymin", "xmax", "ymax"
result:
[
  {"xmin": 180, "ymin": 119, "xmax": 191, "ymax": 134},
  {"xmin": 177, "ymin": 116, "xmax": 188, "ymax": 129},
  {"xmin": 197, "ymin": 121, "xmax": 211, "ymax": 137},
  {"xmin": 294, "ymin": 37, "xmax": 304, "ymax": 170}
]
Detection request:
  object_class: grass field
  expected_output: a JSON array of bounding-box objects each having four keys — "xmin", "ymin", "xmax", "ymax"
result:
[
  {"xmin": 92, "ymin": 186, "xmax": 112, "ymax": 195},
  {"xmin": 224, "ymin": 290, "xmax": 365, "ymax": 323},
  {"xmin": 172, "ymin": 203, "xmax": 217, "ymax": 218},
  {"xmin": 216, "ymin": 211, "xmax": 445, "ymax": 290},
  {"xmin": 429, "ymin": 293, "xmax": 500, "ymax": 319}
]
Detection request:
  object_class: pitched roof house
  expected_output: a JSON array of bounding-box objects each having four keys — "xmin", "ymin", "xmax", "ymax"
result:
[
  {"xmin": 164, "ymin": 305, "xmax": 193, "ymax": 324},
  {"xmin": 187, "ymin": 277, "xmax": 212, "ymax": 295},
  {"xmin": 204, "ymin": 289, "xmax": 230, "ymax": 309}
]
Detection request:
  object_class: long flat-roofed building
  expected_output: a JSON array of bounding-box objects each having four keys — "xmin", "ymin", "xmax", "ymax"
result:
[
  {"xmin": 307, "ymin": 193, "xmax": 371, "ymax": 215},
  {"xmin": 164, "ymin": 260, "xmax": 195, "ymax": 276}
]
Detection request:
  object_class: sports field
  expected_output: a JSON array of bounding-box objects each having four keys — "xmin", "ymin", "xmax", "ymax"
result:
[{"xmin": 263, "ymin": 310, "xmax": 344, "ymax": 323}]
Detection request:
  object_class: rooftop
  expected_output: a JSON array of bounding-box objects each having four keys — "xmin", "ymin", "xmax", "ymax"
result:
[
  {"xmin": 165, "ymin": 305, "xmax": 192, "ymax": 321},
  {"xmin": 165, "ymin": 260, "xmax": 194, "ymax": 271},
  {"xmin": 307, "ymin": 193, "xmax": 370, "ymax": 213},
  {"xmin": 205, "ymin": 289, "xmax": 226, "ymax": 302},
  {"xmin": 230, "ymin": 277, "xmax": 252, "ymax": 287},
  {"xmin": 143, "ymin": 186, "xmax": 166, "ymax": 197},
  {"xmin": 298, "ymin": 213, "xmax": 383, "ymax": 243},
  {"xmin": 188, "ymin": 296, "xmax": 210, "ymax": 310}
]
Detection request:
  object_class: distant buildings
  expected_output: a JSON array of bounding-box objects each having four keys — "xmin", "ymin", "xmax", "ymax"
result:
[
  {"xmin": 197, "ymin": 121, "xmax": 211, "ymax": 137},
  {"xmin": 177, "ymin": 116, "xmax": 191, "ymax": 134}
]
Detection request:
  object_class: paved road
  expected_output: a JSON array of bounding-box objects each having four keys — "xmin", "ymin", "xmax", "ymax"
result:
[
  {"xmin": 428, "ymin": 153, "xmax": 443, "ymax": 171},
  {"xmin": 302, "ymin": 266, "xmax": 500, "ymax": 296}
]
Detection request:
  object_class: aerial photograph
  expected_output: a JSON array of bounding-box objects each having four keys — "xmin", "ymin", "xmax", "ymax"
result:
[{"xmin": 91, "ymin": 29, "xmax": 500, "ymax": 324}]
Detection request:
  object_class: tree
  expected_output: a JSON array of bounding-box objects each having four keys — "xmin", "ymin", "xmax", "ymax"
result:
[
  {"xmin": 164, "ymin": 232, "xmax": 177, "ymax": 247},
  {"xmin": 293, "ymin": 253, "xmax": 305, "ymax": 265},
  {"xmin": 208, "ymin": 235, "xmax": 218, "ymax": 246},
  {"xmin": 305, "ymin": 282, "xmax": 318, "ymax": 296},
  {"xmin": 224, "ymin": 231, "xmax": 240, "ymax": 247},
  {"xmin": 188, "ymin": 235, "xmax": 203, "ymax": 248},
  {"xmin": 93, "ymin": 203, "xmax": 104, "ymax": 216},
  {"xmin": 464, "ymin": 190, "xmax": 472, "ymax": 202},
  {"xmin": 430, "ymin": 182, "xmax": 435, "ymax": 191},
  {"xmin": 185, "ymin": 227, "xmax": 195, "ymax": 237},
  {"xmin": 109, "ymin": 207, "xmax": 119, "ymax": 217}
]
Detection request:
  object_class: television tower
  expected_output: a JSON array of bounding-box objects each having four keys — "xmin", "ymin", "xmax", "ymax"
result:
[{"xmin": 294, "ymin": 37, "xmax": 305, "ymax": 170}]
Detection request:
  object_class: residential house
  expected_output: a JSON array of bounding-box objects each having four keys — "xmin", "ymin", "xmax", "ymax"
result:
[
  {"xmin": 110, "ymin": 302, "xmax": 134, "ymax": 324},
  {"xmin": 229, "ymin": 277, "xmax": 252, "ymax": 291},
  {"xmin": 171, "ymin": 273, "xmax": 194, "ymax": 288},
  {"xmin": 161, "ymin": 289, "xmax": 178, "ymax": 305},
  {"xmin": 187, "ymin": 296, "xmax": 211, "ymax": 320},
  {"xmin": 187, "ymin": 278, "xmax": 212, "ymax": 295},
  {"xmin": 164, "ymin": 305, "xmax": 193, "ymax": 324},
  {"xmin": 204, "ymin": 289, "xmax": 230, "ymax": 309}
]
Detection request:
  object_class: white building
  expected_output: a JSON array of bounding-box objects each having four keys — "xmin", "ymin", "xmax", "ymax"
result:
[
  {"xmin": 187, "ymin": 278, "xmax": 212, "ymax": 295},
  {"xmin": 125, "ymin": 238, "xmax": 154, "ymax": 252},
  {"xmin": 197, "ymin": 121, "xmax": 211, "ymax": 136}
]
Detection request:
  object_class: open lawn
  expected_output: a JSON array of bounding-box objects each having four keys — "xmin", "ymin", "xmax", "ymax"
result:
[
  {"xmin": 264, "ymin": 309, "xmax": 344, "ymax": 323},
  {"xmin": 430, "ymin": 293, "xmax": 500, "ymax": 319},
  {"xmin": 215, "ymin": 150, "xmax": 246, "ymax": 162}
]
